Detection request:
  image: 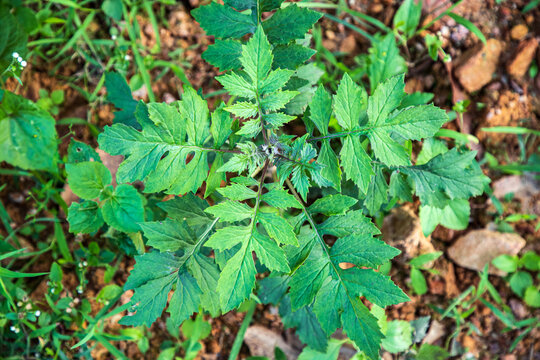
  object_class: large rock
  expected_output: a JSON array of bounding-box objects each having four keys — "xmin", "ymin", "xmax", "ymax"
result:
[
  {"xmin": 455, "ymin": 39, "xmax": 504, "ymax": 92},
  {"xmin": 448, "ymin": 229, "xmax": 526, "ymax": 275},
  {"xmin": 244, "ymin": 326, "xmax": 299, "ymax": 359},
  {"xmin": 507, "ymin": 38, "xmax": 539, "ymax": 78}
]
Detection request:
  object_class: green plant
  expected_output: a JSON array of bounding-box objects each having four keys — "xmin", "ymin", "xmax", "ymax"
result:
[
  {"xmin": 492, "ymin": 252, "xmax": 540, "ymax": 307},
  {"xmin": 61, "ymin": 2, "xmax": 491, "ymax": 358},
  {"xmin": 408, "ymin": 251, "xmax": 443, "ymax": 296}
]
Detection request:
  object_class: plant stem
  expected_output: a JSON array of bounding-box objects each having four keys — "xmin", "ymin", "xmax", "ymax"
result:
[{"xmin": 228, "ymin": 300, "xmax": 256, "ymax": 360}]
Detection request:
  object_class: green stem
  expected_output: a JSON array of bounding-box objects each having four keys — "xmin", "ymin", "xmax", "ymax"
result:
[{"xmin": 228, "ymin": 300, "xmax": 256, "ymax": 360}]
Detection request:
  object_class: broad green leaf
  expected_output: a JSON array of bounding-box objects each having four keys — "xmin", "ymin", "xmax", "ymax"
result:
[
  {"xmin": 509, "ymin": 271, "xmax": 533, "ymax": 297},
  {"xmin": 381, "ymin": 320, "xmax": 413, "ymax": 353},
  {"xmin": 226, "ymin": 102, "xmax": 258, "ymax": 119},
  {"xmin": 67, "ymin": 139, "xmax": 100, "ymax": 164},
  {"xmin": 0, "ymin": 92, "xmax": 58, "ymax": 172},
  {"xmin": 262, "ymin": 5, "xmax": 322, "ymax": 44},
  {"xmin": 179, "ymin": 86, "xmax": 210, "ymax": 146},
  {"xmin": 104, "ymin": 72, "xmax": 139, "ymax": 128},
  {"xmin": 98, "ymin": 101, "xmax": 210, "ymax": 194},
  {"xmin": 67, "ymin": 201, "xmax": 104, "ymax": 234},
  {"xmin": 410, "ymin": 267, "xmax": 427, "ymax": 295},
  {"xmin": 290, "ymin": 247, "xmax": 331, "ymax": 309},
  {"xmin": 260, "ymin": 90, "xmax": 298, "ymax": 112},
  {"xmin": 66, "ymin": 162, "xmax": 111, "ymax": 200},
  {"xmin": 101, "ymin": 184, "xmax": 144, "ymax": 233},
  {"xmin": 420, "ymin": 198, "xmax": 470, "ymax": 236},
  {"xmin": 492, "ymin": 255, "xmax": 519, "ymax": 273},
  {"xmin": 192, "ymin": 2, "xmax": 256, "ymax": 39},
  {"xmin": 260, "ymin": 69, "xmax": 295, "ymax": 95},
  {"xmin": 206, "ymin": 226, "xmax": 249, "ymax": 251},
  {"xmin": 297, "ymin": 339, "xmax": 344, "ymax": 360}
]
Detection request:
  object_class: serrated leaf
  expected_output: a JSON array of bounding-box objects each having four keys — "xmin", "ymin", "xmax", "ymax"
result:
[
  {"xmin": 364, "ymin": 165, "xmax": 388, "ymax": 214},
  {"xmin": 168, "ymin": 269, "xmax": 202, "ymax": 327},
  {"xmin": 259, "ymin": 212, "xmax": 299, "ymax": 246},
  {"xmin": 217, "ymin": 242, "xmax": 257, "ymax": 312},
  {"xmin": 192, "ymin": 2, "xmax": 256, "ymax": 39},
  {"xmin": 261, "ymin": 187, "xmax": 301, "ymax": 209},
  {"xmin": 205, "ymin": 200, "xmax": 253, "ymax": 222},
  {"xmin": 252, "ymin": 231, "xmax": 290, "ymax": 272},
  {"xmin": 101, "ymin": 184, "xmax": 144, "ymax": 233},
  {"xmin": 218, "ymin": 183, "xmax": 257, "ymax": 201},
  {"xmin": 367, "ymin": 34, "xmax": 407, "ymax": 91},
  {"xmin": 334, "ymin": 73, "xmax": 367, "ymax": 130},
  {"xmin": 280, "ymin": 296, "xmax": 328, "ymax": 352},
  {"xmin": 341, "ymin": 268, "xmax": 410, "ymax": 307},
  {"xmin": 206, "ymin": 226, "xmax": 249, "ymax": 251},
  {"xmin": 308, "ymin": 194, "xmax": 357, "ymax": 216},
  {"xmin": 104, "ymin": 72, "xmax": 138, "ymax": 128},
  {"xmin": 260, "ymin": 69, "xmax": 294, "ymax": 95},
  {"xmin": 205, "ymin": 153, "xmax": 226, "ymax": 198},
  {"xmin": 273, "ymin": 44, "xmax": 316, "ymax": 70},
  {"xmin": 66, "ymin": 162, "xmax": 111, "ymax": 200},
  {"xmin": 262, "ymin": 5, "xmax": 322, "ymax": 44},
  {"xmin": 120, "ymin": 252, "xmax": 180, "ymax": 326},
  {"xmin": 317, "ymin": 140, "xmax": 341, "ymax": 191},
  {"xmin": 261, "ymin": 90, "xmax": 298, "ymax": 112},
  {"xmin": 401, "ymin": 149, "xmax": 490, "ymax": 206},
  {"xmin": 217, "ymin": 72, "xmax": 255, "ymax": 99},
  {"xmin": 203, "ymin": 39, "xmax": 243, "ymax": 71},
  {"xmin": 158, "ymin": 194, "xmax": 213, "ymax": 231},
  {"xmin": 340, "ymin": 135, "xmax": 373, "ymax": 193},
  {"xmin": 330, "ymin": 234, "xmax": 400, "ymax": 268},
  {"xmin": 226, "ymin": 102, "xmax": 258, "ymax": 119},
  {"xmin": 241, "ymin": 25, "xmax": 273, "ymax": 83},
  {"xmin": 309, "ymin": 87, "xmax": 332, "ymax": 136},
  {"xmin": 318, "ymin": 210, "xmax": 380, "ymax": 237},
  {"xmin": 140, "ymin": 219, "xmax": 195, "ymax": 252}
]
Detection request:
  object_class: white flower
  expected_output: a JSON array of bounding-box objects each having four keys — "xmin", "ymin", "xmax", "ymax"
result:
[
  {"xmin": 66, "ymin": 308, "xmax": 72, "ymax": 314},
  {"xmin": 12, "ymin": 52, "xmax": 19, "ymax": 58},
  {"xmin": 35, "ymin": 310, "xmax": 41, "ymax": 317},
  {"xmin": 21, "ymin": 60, "xmax": 27, "ymax": 67}
]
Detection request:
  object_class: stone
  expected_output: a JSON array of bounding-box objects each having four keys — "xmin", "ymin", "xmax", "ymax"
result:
[
  {"xmin": 244, "ymin": 326, "xmax": 299, "ymax": 359},
  {"xmin": 455, "ymin": 39, "xmax": 504, "ymax": 92},
  {"xmin": 510, "ymin": 24, "xmax": 528, "ymax": 40},
  {"xmin": 422, "ymin": 320, "xmax": 445, "ymax": 345},
  {"xmin": 507, "ymin": 38, "xmax": 539, "ymax": 78},
  {"xmin": 448, "ymin": 229, "xmax": 526, "ymax": 275},
  {"xmin": 382, "ymin": 207, "xmax": 436, "ymax": 261}
]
